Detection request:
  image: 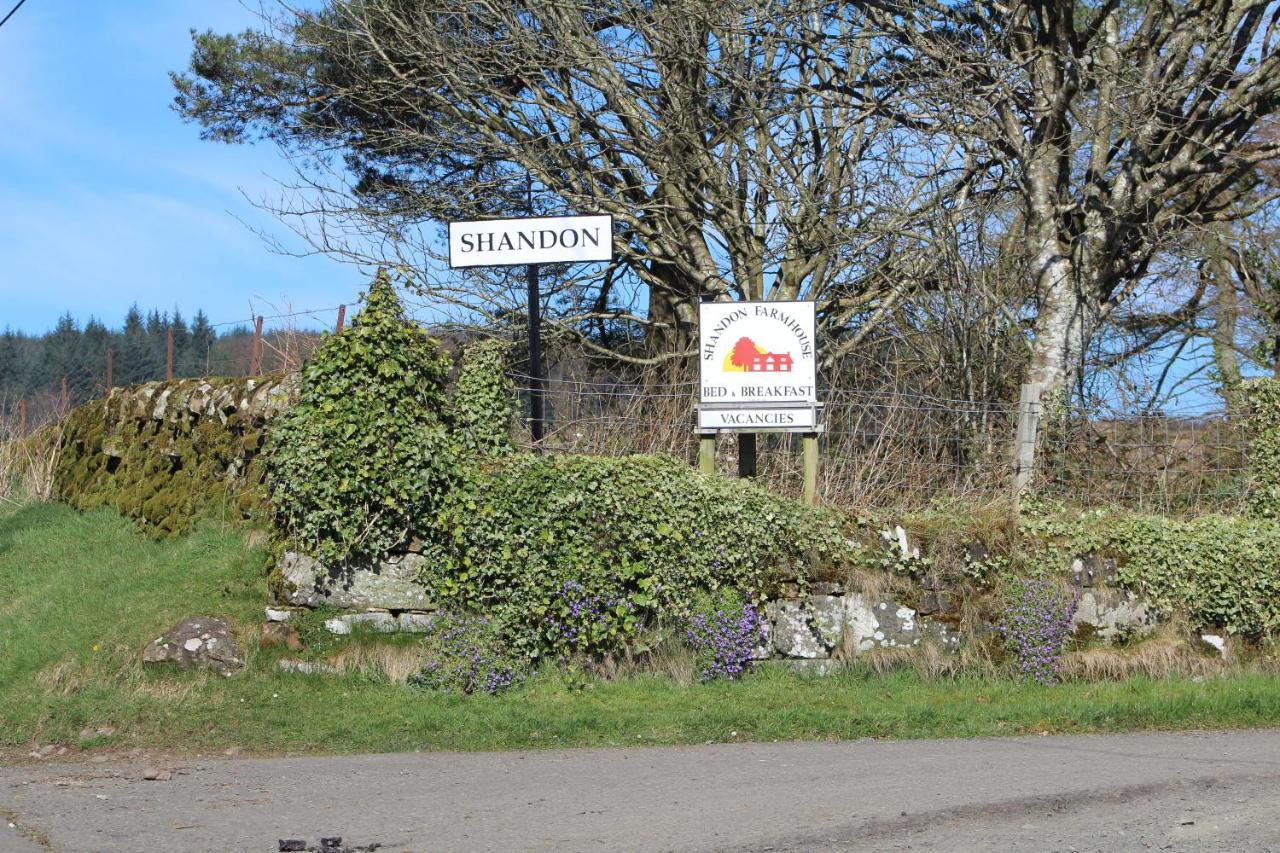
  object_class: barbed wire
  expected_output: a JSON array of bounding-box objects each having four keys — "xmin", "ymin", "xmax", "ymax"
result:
[{"xmin": 207, "ymin": 303, "xmax": 354, "ymax": 330}]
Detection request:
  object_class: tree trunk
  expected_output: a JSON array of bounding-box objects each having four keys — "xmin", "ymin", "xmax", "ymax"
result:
[
  {"xmin": 644, "ymin": 261, "xmax": 698, "ymax": 365},
  {"xmin": 1209, "ymin": 255, "xmax": 1244, "ymax": 414},
  {"xmin": 1026, "ymin": 247, "xmax": 1084, "ymax": 403}
]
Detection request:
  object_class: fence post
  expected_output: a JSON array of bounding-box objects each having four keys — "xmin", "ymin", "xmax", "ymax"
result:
[
  {"xmin": 699, "ymin": 435, "xmax": 715, "ymax": 474},
  {"xmin": 17, "ymin": 399, "xmax": 26, "ymax": 436},
  {"xmin": 1012, "ymin": 381, "xmax": 1044, "ymax": 502},
  {"xmin": 802, "ymin": 433, "xmax": 819, "ymax": 505},
  {"xmin": 106, "ymin": 348, "xmax": 113, "ymax": 395},
  {"xmin": 738, "ymin": 433, "xmax": 757, "ymax": 478},
  {"xmin": 165, "ymin": 326, "xmax": 175, "ymax": 381},
  {"xmin": 249, "ymin": 315, "xmax": 264, "ymax": 377},
  {"xmin": 334, "ymin": 304, "xmax": 346, "ymax": 334},
  {"xmin": 60, "ymin": 376, "xmax": 69, "ymax": 413}
]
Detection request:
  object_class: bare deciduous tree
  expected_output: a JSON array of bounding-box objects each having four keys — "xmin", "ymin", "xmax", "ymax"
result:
[
  {"xmin": 174, "ymin": 0, "xmax": 961, "ymax": 364},
  {"xmin": 865, "ymin": 1, "xmax": 1280, "ymax": 403}
]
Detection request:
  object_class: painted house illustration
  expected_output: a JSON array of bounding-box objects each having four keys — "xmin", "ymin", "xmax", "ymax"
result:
[
  {"xmin": 727, "ymin": 337, "xmax": 794, "ymax": 372},
  {"xmin": 748, "ymin": 351, "xmax": 793, "ymax": 371}
]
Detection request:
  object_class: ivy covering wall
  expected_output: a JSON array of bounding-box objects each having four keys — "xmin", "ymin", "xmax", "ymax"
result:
[
  {"xmin": 1018, "ymin": 509, "xmax": 1280, "ymax": 637},
  {"xmin": 47, "ymin": 279, "xmax": 1280, "ymax": 647},
  {"xmin": 1244, "ymin": 378, "xmax": 1280, "ymax": 519}
]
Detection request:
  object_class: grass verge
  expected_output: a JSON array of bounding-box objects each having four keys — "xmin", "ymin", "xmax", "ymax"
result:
[{"xmin": 2, "ymin": 502, "xmax": 1279, "ymax": 756}]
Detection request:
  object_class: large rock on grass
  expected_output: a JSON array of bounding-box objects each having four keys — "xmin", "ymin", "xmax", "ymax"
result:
[{"xmin": 142, "ymin": 617, "xmax": 244, "ymax": 676}]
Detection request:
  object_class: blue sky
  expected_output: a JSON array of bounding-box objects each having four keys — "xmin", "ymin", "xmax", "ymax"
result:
[{"xmin": 0, "ymin": 0, "xmax": 364, "ymax": 334}]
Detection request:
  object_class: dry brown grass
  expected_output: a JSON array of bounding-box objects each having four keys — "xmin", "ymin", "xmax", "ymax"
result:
[
  {"xmin": 837, "ymin": 567, "xmax": 915, "ymax": 602},
  {"xmin": 34, "ymin": 655, "xmax": 83, "ymax": 696},
  {"xmin": 1059, "ymin": 618, "xmax": 1228, "ymax": 681},
  {"xmin": 130, "ymin": 675, "xmax": 210, "ymax": 703},
  {"xmin": 329, "ymin": 641, "xmax": 425, "ymax": 684},
  {"xmin": 592, "ymin": 635, "xmax": 699, "ymax": 687},
  {"xmin": 1059, "ymin": 639, "xmax": 1220, "ymax": 681},
  {"xmin": 841, "ymin": 637, "xmax": 1001, "ymax": 680},
  {"xmin": 0, "ymin": 403, "xmax": 65, "ymax": 506}
]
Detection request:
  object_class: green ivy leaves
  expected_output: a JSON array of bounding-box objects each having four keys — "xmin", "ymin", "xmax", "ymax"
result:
[
  {"xmin": 1019, "ymin": 507, "xmax": 1280, "ymax": 637},
  {"xmin": 264, "ymin": 272, "xmax": 455, "ymax": 563},
  {"xmin": 1245, "ymin": 379, "xmax": 1280, "ymax": 519},
  {"xmin": 420, "ymin": 453, "xmax": 858, "ymax": 660}
]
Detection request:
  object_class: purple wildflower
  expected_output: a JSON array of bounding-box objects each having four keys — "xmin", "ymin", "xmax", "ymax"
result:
[
  {"xmin": 415, "ymin": 615, "xmax": 526, "ymax": 695},
  {"xmin": 686, "ymin": 600, "xmax": 765, "ymax": 682},
  {"xmin": 545, "ymin": 579, "xmax": 634, "ymax": 659},
  {"xmin": 997, "ymin": 578, "xmax": 1079, "ymax": 685}
]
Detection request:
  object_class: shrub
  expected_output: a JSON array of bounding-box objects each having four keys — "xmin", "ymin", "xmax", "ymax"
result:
[
  {"xmin": 684, "ymin": 589, "xmax": 766, "ymax": 682},
  {"xmin": 1245, "ymin": 378, "xmax": 1280, "ymax": 518},
  {"xmin": 265, "ymin": 272, "xmax": 456, "ymax": 563},
  {"xmin": 997, "ymin": 577, "xmax": 1079, "ymax": 685},
  {"xmin": 545, "ymin": 579, "xmax": 638, "ymax": 661},
  {"xmin": 413, "ymin": 614, "xmax": 528, "ymax": 695},
  {"xmin": 1019, "ymin": 508, "xmax": 1280, "ymax": 637},
  {"xmin": 450, "ymin": 338, "xmax": 516, "ymax": 459},
  {"xmin": 421, "ymin": 453, "xmax": 856, "ymax": 662}
]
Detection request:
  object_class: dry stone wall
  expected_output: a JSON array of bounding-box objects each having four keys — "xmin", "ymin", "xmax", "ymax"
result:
[
  {"xmin": 50, "ymin": 376, "xmax": 1184, "ymax": 667},
  {"xmin": 54, "ymin": 376, "xmax": 295, "ymax": 536}
]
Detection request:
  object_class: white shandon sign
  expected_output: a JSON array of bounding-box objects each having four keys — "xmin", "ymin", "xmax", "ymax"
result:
[
  {"xmin": 699, "ymin": 301, "xmax": 817, "ymax": 405},
  {"xmin": 448, "ymin": 215, "xmax": 613, "ymax": 268}
]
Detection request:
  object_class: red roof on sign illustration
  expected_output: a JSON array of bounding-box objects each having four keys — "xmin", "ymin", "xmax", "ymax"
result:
[{"xmin": 727, "ymin": 337, "xmax": 794, "ymax": 372}]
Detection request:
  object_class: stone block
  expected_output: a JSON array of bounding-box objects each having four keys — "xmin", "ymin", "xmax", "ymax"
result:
[
  {"xmin": 918, "ymin": 588, "xmax": 954, "ymax": 616},
  {"xmin": 1071, "ymin": 553, "xmax": 1118, "ymax": 588},
  {"xmin": 1200, "ymin": 633, "xmax": 1228, "ymax": 659},
  {"xmin": 769, "ymin": 600, "xmax": 829, "ymax": 659},
  {"xmin": 839, "ymin": 594, "xmax": 960, "ymax": 654},
  {"xmin": 840, "ymin": 593, "xmax": 881, "ymax": 653},
  {"xmin": 322, "ymin": 607, "xmax": 396, "ymax": 635},
  {"xmin": 397, "ymin": 612, "xmax": 438, "ymax": 633},
  {"xmin": 325, "ymin": 611, "xmax": 399, "ymax": 635},
  {"xmin": 810, "ymin": 595, "xmax": 845, "ymax": 647},
  {"xmin": 278, "ymin": 551, "xmax": 435, "ymax": 611},
  {"xmin": 1071, "ymin": 590, "xmax": 1159, "ymax": 643}
]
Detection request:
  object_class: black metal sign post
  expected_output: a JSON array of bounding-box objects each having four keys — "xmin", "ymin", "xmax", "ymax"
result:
[
  {"xmin": 526, "ymin": 260, "xmax": 544, "ymax": 443},
  {"xmin": 525, "ymin": 175, "xmax": 545, "ymax": 444},
  {"xmin": 446, "ymin": 208, "xmax": 614, "ymax": 447}
]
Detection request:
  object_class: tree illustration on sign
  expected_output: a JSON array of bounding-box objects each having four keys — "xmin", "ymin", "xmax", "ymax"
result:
[{"xmin": 723, "ymin": 337, "xmax": 794, "ymax": 373}]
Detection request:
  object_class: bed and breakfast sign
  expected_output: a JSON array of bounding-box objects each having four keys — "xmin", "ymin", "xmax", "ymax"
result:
[{"xmin": 697, "ymin": 301, "xmax": 820, "ymax": 431}]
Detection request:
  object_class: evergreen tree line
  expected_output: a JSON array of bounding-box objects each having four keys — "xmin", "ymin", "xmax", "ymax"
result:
[{"xmin": 0, "ymin": 306, "xmax": 260, "ymax": 407}]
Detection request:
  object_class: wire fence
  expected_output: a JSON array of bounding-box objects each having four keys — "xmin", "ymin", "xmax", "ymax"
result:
[
  {"xmin": 0, "ymin": 303, "xmax": 1255, "ymax": 517},
  {"xmin": 0, "ymin": 305, "xmax": 349, "ymax": 435},
  {"xmin": 502, "ymin": 370, "xmax": 1251, "ymax": 516}
]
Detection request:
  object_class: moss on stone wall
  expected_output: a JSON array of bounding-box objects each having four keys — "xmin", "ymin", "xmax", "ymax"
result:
[{"xmin": 54, "ymin": 376, "xmax": 294, "ymax": 537}]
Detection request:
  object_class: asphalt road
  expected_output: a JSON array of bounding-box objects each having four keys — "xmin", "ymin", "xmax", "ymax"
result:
[{"xmin": 1, "ymin": 730, "xmax": 1278, "ymax": 852}]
